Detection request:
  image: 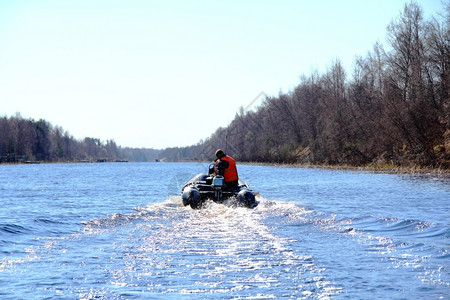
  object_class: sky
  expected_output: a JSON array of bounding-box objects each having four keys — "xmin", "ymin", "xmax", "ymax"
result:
[{"xmin": 0, "ymin": 0, "xmax": 446, "ymax": 149}]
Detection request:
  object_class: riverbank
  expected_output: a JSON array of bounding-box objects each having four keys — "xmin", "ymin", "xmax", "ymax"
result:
[{"xmin": 240, "ymin": 161, "xmax": 450, "ymax": 176}]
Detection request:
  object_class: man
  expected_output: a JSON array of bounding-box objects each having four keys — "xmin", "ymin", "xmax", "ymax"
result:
[{"xmin": 214, "ymin": 149, "xmax": 239, "ymax": 188}]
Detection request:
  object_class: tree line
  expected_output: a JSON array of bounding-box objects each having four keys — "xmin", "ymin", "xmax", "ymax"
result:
[
  {"xmin": 161, "ymin": 2, "xmax": 449, "ymax": 169},
  {"xmin": 0, "ymin": 113, "xmax": 161, "ymax": 163}
]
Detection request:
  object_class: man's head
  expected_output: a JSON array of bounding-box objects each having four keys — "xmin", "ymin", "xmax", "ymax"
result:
[{"xmin": 215, "ymin": 149, "xmax": 225, "ymax": 159}]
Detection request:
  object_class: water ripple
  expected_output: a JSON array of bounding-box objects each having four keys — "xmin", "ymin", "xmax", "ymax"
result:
[{"xmin": 1, "ymin": 162, "xmax": 448, "ymax": 299}]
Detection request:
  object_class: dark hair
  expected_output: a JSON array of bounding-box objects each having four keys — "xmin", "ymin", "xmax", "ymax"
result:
[{"xmin": 215, "ymin": 149, "xmax": 225, "ymax": 159}]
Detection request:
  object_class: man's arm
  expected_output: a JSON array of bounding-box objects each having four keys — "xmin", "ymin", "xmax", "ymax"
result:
[{"xmin": 215, "ymin": 160, "xmax": 229, "ymax": 176}]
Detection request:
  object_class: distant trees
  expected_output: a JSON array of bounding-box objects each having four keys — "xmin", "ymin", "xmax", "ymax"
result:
[
  {"xmin": 161, "ymin": 1, "xmax": 449, "ymax": 168},
  {"xmin": 0, "ymin": 113, "xmax": 161, "ymax": 163},
  {"xmin": 120, "ymin": 147, "xmax": 161, "ymax": 162}
]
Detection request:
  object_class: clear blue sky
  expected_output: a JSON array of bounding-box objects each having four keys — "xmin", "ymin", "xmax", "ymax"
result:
[{"xmin": 0, "ymin": 0, "xmax": 445, "ymax": 149}]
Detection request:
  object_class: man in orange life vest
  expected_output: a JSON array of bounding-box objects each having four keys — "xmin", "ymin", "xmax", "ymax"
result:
[{"xmin": 214, "ymin": 149, "xmax": 239, "ymax": 189}]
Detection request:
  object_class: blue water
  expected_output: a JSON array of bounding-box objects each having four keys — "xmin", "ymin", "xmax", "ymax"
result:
[{"xmin": 0, "ymin": 162, "xmax": 448, "ymax": 299}]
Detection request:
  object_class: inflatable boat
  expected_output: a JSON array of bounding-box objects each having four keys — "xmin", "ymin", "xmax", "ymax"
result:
[{"xmin": 181, "ymin": 164, "xmax": 259, "ymax": 209}]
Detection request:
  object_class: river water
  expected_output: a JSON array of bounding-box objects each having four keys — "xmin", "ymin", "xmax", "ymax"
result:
[{"xmin": 0, "ymin": 162, "xmax": 448, "ymax": 299}]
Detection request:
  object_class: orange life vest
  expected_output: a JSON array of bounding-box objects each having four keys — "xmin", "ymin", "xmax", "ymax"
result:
[{"xmin": 215, "ymin": 155, "xmax": 238, "ymax": 182}]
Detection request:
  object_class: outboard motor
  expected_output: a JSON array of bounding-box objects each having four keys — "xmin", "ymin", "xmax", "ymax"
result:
[{"xmin": 212, "ymin": 175, "xmax": 224, "ymax": 202}]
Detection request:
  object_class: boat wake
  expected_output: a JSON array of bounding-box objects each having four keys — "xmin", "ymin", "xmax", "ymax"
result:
[{"xmin": 1, "ymin": 196, "xmax": 448, "ymax": 298}]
